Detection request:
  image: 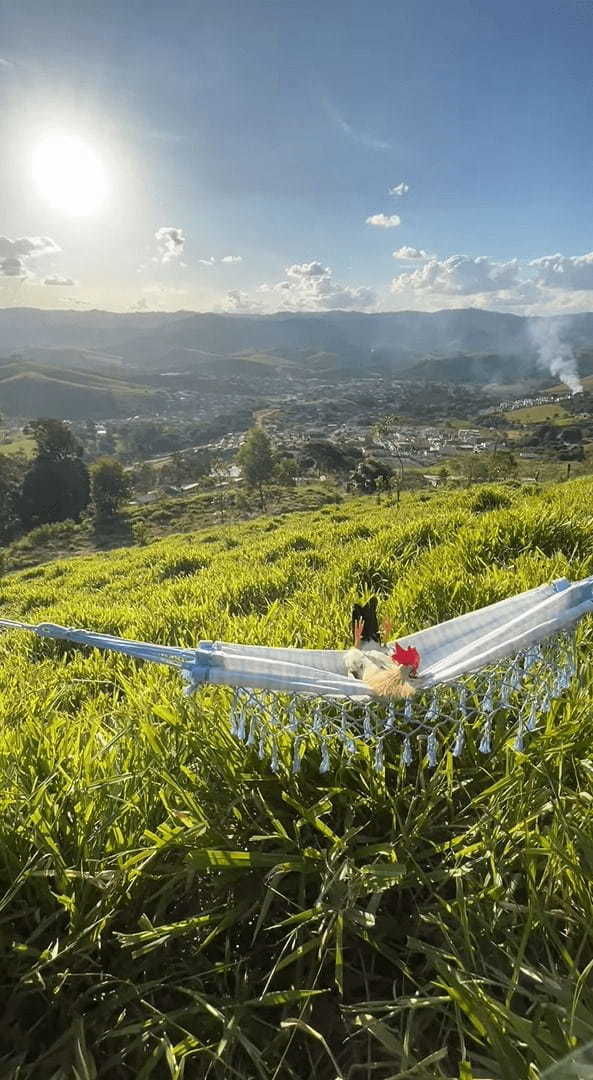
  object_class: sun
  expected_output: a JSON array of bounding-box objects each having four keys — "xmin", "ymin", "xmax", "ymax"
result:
[{"xmin": 32, "ymin": 133, "xmax": 109, "ymax": 216}]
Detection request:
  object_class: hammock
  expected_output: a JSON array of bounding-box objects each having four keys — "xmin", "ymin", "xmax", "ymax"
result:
[{"xmin": 1, "ymin": 575, "xmax": 591, "ymax": 772}]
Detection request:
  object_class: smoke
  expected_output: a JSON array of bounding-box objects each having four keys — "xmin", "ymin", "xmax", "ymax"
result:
[{"xmin": 528, "ymin": 317, "xmax": 583, "ymax": 394}]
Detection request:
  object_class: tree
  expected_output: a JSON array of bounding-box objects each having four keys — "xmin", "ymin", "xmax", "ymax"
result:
[
  {"xmin": 273, "ymin": 455, "xmax": 296, "ymax": 487},
  {"xmin": 298, "ymin": 440, "xmax": 362, "ymax": 477},
  {"xmin": 350, "ymin": 458, "xmax": 393, "ymax": 494},
  {"xmin": 211, "ymin": 458, "xmax": 229, "ymax": 523},
  {"xmin": 20, "ymin": 419, "xmax": 90, "ymax": 528},
  {"xmin": 0, "ymin": 455, "xmax": 22, "ymax": 543},
  {"xmin": 29, "ymin": 418, "xmax": 82, "ymax": 461},
  {"xmin": 131, "ymin": 462, "xmax": 158, "ymax": 494},
  {"xmin": 91, "ymin": 459, "xmax": 131, "ymax": 520},
  {"xmin": 237, "ymin": 428, "xmax": 274, "ymax": 509}
]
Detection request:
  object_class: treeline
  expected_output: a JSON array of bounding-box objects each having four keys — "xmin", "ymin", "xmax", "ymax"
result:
[{"xmin": 0, "ymin": 420, "xmax": 130, "ymax": 543}]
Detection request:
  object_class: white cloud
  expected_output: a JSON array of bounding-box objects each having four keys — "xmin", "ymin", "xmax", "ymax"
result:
[
  {"xmin": 223, "ymin": 289, "xmax": 262, "ymax": 313},
  {"xmin": 196, "ymin": 254, "xmax": 243, "ymax": 266},
  {"xmin": 323, "ymin": 99, "xmax": 390, "ymax": 151},
  {"xmin": 391, "ymin": 254, "xmax": 520, "ymax": 296},
  {"xmin": 154, "ymin": 226, "xmax": 185, "ymax": 264},
  {"xmin": 131, "ymin": 298, "xmax": 150, "ymax": 312},
  {"xmin": 389, "ymin": 182, "xmax": 409, "ymax": 197},
  {"xmin": 144, "ymin": 284, "xmax": 187, "ymax": 296},
  {"xmin": 530, "ymin": 252, "xmax": 593, "ymax": 291},
  {"xmin": 0, "ymin": 235, "xmax": 61, "ymax": 278},
  {"xmin": 57, "ymin": 297, "xmax": 90, "ymax": 307},
  {"xmin": 366, "ymin": 213, "xmax": 401, "ymax": 229},
  {"xmin": 258, "ymin": 260, "xmax": 377, "ymax": 312},
  {"xmin": 392, "ymin": 246, "xmax": 430, "ymax": 262},
  {"xmin": 0, "ymin": 58, "xmax": 14, "ymax": 68},
  {"xmin": 43, "ymin": 275, "xmax": 76, "ymax": 286}
]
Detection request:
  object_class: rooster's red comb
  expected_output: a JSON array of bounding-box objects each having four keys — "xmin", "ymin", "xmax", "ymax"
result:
[{"xmin": 391, "ymin": 643, "xmax": 420, "ymax": 674}]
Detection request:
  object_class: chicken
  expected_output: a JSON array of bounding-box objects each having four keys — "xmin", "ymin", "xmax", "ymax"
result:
[{"xmin": 344, "ymin": 598, "xmax": 420, "ymax": 700}]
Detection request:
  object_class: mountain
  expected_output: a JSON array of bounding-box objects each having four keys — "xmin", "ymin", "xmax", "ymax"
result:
[
  {"xmin": 1, "ymin": 306, "xmax": 592, "ymax": 385},
  {"xmin": 0, "ymin": 357, "xmax": 167, "ymax": 419},
  {"xmin": 400, "ymin": 352, "xmax": 541, "ymax": 384}
]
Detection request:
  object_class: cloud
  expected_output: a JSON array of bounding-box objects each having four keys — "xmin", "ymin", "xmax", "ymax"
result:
[
  {"xmin": 392, "ymin": 246, "xmax": 430, "ymax": 261},
  {"xmin": 391, "ymin": 254, "xmax": 521, "ymax": 296},
  {"xmin": 154, "ymin": 226, "xmax": 185, "ymax": 264},
  {"xmin": 223, "ymin": 289, "xmax": 262, "ymax": 313},
  {"xmin": 57, "ymin": 297, "xmax": 90, "ymax": 307},
  {"xmin": 530, "ymin": 252, "xmax": 593, "ymax": 291},
  {"xmin": 43, "ymin": 275, "xmax": 76, "ymax": 286},
  {"xmin": 0, "ymin": 257, "xmax": 27, "ymax": 278},
  {"xmin": 131, "ymin": 298, "xmax": 150, "ymax": 312},
  {"xmin": 0, "ymin": 58, "xmax": 14, "ymax": 68},
  {"xmin": 366, "ymin": 213, "xmax": 401, "ymax": 229},
  {"xmin": 0, "ymin": 235, "xmax": 61, "ymax": 278},
  {"xmin": 389, "ymin": 182, "xmax": 409, "ymax": 197},
  {"xmin": 144, "ymin": 284, "xmax": 187, "ymax": 296},
  {"xmin": 258, "ymin": 260, "xmax": 377, "ymax": 312},
  {"xmin": 197, "ymin": 254, "xmax": 243, "ymax": 266},
  {"xmin": 322, "ymin": 99, "xmax": 390, "ymax": 151}
]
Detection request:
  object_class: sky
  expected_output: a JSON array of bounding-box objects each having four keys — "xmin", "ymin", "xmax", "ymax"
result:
[{"xmin": 2, "ymin": 0, "xmax": 593, "ymax": 316}]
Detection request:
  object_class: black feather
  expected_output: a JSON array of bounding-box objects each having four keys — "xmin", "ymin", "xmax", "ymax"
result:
[{"xmin": 351, "ymin": 597, "xmax": 381, "ymax": 643}]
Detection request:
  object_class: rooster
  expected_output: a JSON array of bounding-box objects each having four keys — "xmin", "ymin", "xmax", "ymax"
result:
[{"xmin": 344, "ymin": 598, "xmax": 420, "ymax": 699}]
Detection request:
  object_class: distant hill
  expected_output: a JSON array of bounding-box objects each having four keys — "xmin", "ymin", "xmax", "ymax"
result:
[
  {"xmin": 2, "ymin": 306, "xmax": 593, "ymax": 388},
  {"xmin": 0, "ymin": 357, "xmax": 167, "ymax": 419},
  {"xmin": 401, "ymin": 352, "xmax": 541, "ymax": 384}
]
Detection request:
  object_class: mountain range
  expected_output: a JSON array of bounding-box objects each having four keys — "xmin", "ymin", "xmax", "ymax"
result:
[{"xmin": 0, "ymin": 306, "xmax": 591, "ymax": 417}]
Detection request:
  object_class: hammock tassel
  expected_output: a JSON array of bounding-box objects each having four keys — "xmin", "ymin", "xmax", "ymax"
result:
[
  {"xmin": 427, "ymin": 730, "xmax": 439, "ymax": 768},
  {"xmin": 402, "ymin": 734, "xmax": 414, "ymax": 766},
  {"xmin": 452, "ymin": 721, "xmax": 465, "ymax": 757}
]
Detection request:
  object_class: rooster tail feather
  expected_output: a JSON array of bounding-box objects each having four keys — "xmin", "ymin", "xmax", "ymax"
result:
[
  {"xmin": 351, "ymin": 597, "xmax": 380, "ymax": 643},
  {"xmin": 365, "ymin": 666, "xmax": 417, "ymax": 700}
]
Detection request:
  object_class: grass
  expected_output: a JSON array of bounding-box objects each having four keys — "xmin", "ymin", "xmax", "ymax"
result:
[
  {"xmin": 2, "ymin": 481, "xmax": 345, "ymax": 572},
  {"xmin": 0, "ymin": 479, "xmax": 593, "ymax": 1076},
  {"xmin": 504, "ymin": 404, "xmax": 570, "ymax": 423},
  {"xmin": 0, "ymin": 434, "xmax": 36, "ymax": 458}
]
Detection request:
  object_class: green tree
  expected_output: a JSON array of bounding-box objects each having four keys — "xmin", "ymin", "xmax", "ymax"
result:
[
  {"xmin": 237, "ymin": 428, "xmax": 274, "ymax": 509},
  {"xmin": 20, "ymin": 419, "xmax": 90, "ymax": 529},
  {"xmin": 91, "ymin": 459, "xmax": 131, "ymax": 520},
  {"xmin": 131, "ymin": 462, "xmax": 158, "ymax": 494},
  {"xmin": 350, "ymin": 458, "xmax": 393, "ymax": 494},
  {"xmin": 273, "ymin": 455, "xmax": 297, "ymax": 487},
  {"xmin": 29, "ymin": 418, "xmax": 82, "ymax": 461},
  {"xmin": 0, "ymin": 454, "xmax": 21, "ymax": 543}
]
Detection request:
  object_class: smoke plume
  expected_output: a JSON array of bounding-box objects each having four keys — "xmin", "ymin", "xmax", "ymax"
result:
[{"xmin": 528, "ymin": 317, "xmax": 583, "ymax": 395}]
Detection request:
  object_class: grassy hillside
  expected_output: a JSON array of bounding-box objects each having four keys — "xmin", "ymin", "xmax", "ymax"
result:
[
  {"xmin": 504, "ymin": 403, "xmax": 571, "ymax": 423},
  {"xmin": 0, "ymin": 357, "xmax": 166, "ymax": 419},
  {"xmin": 1, "ymin": 481, "xmax": 593, "ymax": 1077}
]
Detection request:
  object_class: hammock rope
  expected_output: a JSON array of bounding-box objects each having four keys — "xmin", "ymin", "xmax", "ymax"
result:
[{"xmin": 1, "ymin": 575, "xmax": 591, "ymax": 771}]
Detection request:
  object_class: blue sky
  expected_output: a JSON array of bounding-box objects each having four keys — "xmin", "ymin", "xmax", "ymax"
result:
[{"xmin": 2, "ymin": 0, "xmax": 593, "ymax": 313}]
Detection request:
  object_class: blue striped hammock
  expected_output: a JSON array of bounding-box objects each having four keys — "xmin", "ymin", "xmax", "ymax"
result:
[{"xmin": 1, "ymin": 576, "xmax": 591, "ymax": 772}]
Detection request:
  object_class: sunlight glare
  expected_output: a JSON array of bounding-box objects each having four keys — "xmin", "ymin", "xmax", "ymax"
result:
[{"xmin": 32, "ymin": 133, "xmax": 109, "ymax": 216}]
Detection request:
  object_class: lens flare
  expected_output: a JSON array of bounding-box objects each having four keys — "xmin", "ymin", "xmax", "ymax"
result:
[{"xmin": 32, "ymin": 133, "xmax": 109, "ymax": 216}]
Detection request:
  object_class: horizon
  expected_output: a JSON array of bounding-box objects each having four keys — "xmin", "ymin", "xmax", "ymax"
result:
[
  {"xmin": 3, "ymin": 1, "xmax": 593, "ymax": 317},
  {"xmin": 1, "ymin": 304, "xmax": 592, "ymax": 322}
]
